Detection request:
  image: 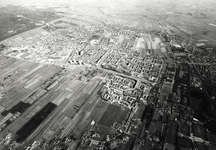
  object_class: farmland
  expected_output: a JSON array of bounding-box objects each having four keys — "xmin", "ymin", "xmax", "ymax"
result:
[{"xmin": 1, "ymin": 0, "xmax": 216, "ymax": 150}]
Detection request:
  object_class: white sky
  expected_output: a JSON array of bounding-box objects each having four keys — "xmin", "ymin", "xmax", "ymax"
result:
[
  {"xmin": 0, "ymin": 0, "xmax": 214, "ymax": 6},
  {"xmin": 0, "ymin": 0, "xmax": 68, "ymax": 5}
]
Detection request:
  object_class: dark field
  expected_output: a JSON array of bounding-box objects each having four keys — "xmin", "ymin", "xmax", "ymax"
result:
[
  {"xmin": 177, "ymin": 136, "xmax": 193, "ymax": 149},
  {"xmin": 98, "ymin": 104, "xmax": 129, "ymax": 127},
  {"xmin": 206, "ymin": 133, "xmax": 216, "ymax": 144},
  {"xmin": 165, "ymin": 121, "xmax": 178, "ymax": 145},
  {"xmin": 179, "ymin": 123, "xmax": 189, "ymax": 136},
  {"xmin": 192, "ymin": 124, "xmax": 206, "ymax": 139},
  {"xmin": 16, "ymin": 102, "xmax": 57, "ymax": 143},
  {"xmin": 1, "ymin": 101, "xmax": 31, "ymax": 116}
]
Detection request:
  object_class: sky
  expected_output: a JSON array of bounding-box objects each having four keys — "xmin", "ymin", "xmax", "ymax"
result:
[
  {"xmin": 0, "ymin": 0, "xmax": 213, "ymax": 5},
  {"xmin": 0, "ymin": 0, "xmax": 215, "ymax": 10},
  {"xmin": 0, "ymin": 0, "xmax": 67, "ymax": 5}
]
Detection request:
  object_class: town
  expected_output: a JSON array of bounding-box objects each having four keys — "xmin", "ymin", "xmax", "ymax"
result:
[{"xmin": 0, "ymin": 2, "xmax": 216, "ymax": 150}]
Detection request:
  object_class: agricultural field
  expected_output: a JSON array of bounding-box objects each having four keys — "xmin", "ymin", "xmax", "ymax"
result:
[
  {"xmin": 0, "ymin": 5, "xmax": 60, "ymax": 41},
  {"xmin": 1, "ymin": 0, "xmax": 216, "ymax": 150}
]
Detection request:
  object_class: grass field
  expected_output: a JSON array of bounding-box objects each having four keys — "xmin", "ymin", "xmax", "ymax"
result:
[
  {"xmin": 93, "ymin": 124, "xmax": 118, "ymax": 141},
  {"xmin": 98, "ymin": 104, "xmax": 129, "ymax": 127}
]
